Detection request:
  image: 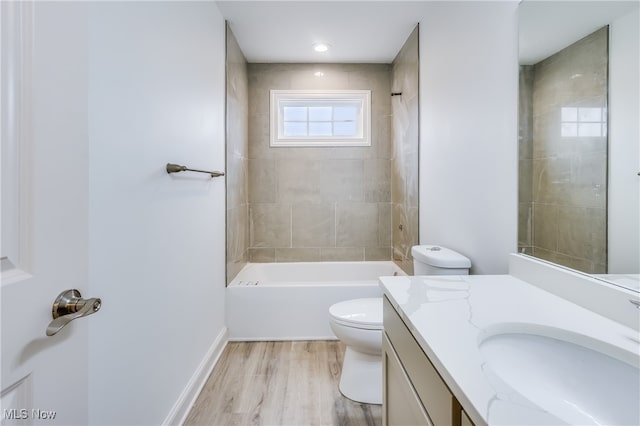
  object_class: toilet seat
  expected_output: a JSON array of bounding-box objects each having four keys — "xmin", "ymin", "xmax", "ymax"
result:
[{"xmin": 329, "ymin": 298, "xmax": 383, "ymax": 330}]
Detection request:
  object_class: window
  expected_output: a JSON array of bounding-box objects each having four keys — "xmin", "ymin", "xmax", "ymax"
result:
[
  {"xmin": 270, "ymin": 90, "xmax": 371, "ymax": 147},
  {"xmin": 561, "ymin": 106, "xmax": 607, "ymax": 137}
]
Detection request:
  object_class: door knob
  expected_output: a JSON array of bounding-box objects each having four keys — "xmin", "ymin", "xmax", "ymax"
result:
[{"xmin": 46, "ymin": 289, "xmax": 101, "ymax": 336}]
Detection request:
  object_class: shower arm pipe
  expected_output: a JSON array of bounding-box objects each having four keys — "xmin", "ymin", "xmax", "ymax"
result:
[{"xmin": 166, "ymin": 163, "xmax": 225, "ymax": 178}]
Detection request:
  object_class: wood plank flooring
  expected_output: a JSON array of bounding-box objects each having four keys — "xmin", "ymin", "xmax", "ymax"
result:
[{"xmin": 184, "ymin": 341, "xmax": 381, "ymax": 426}]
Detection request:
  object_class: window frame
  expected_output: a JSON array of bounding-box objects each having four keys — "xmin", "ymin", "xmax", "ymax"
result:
[
  {"xmin": 269, "ymin": 89, "xmax": 371, "ymax": 147},
  {"xmin": 560, "ymin": 106, "xmax": 607, "ymax": 138}
]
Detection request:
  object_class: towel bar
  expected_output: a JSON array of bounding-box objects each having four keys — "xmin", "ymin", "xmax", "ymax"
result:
[{"xmin": 166, "ymin": 163, "xmax": 224, "ymax": 178}]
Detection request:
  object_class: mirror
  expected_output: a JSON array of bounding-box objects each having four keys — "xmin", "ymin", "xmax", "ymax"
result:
[{"xmin": 518, "ymin": 1, "xmax": 639, "ymax": 292}]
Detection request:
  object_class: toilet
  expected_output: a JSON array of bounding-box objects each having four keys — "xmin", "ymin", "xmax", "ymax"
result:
[{"xmin": 328, "ymin": 245, "xmax": 471, "ymax": 404}]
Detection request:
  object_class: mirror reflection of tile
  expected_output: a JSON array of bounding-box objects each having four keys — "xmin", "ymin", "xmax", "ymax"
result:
[{"xmin": 518, "ymin": 27, "xmax": 608, "ymax": 275}]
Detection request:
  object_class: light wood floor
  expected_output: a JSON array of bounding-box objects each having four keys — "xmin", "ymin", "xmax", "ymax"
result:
[{"xmin": 184, "ymin": 341, "xmax": 381, "ymax": 426}]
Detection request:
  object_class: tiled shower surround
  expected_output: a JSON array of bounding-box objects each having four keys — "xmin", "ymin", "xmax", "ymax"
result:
[
  {"xmin": 226, "ymin": 26, "xmax": 249, "ymax": 284},
  {"xmin": 391, "ymin": 27, "xmax": 419, "ymax": 275},
  {"xmin": 518, "ymin": 27, "xmax": 608, "ymax": 274},
  {"xmin": 246, "ymin": 63, "xmax": 393, "ymax": 263},
  {"xmin": 225, "ymin": 28, "xmax": 419, "ymax": 280}
]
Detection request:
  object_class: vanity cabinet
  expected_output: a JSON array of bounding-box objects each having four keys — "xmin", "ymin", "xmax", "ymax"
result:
[
  {"xmin": 382, "ymin": 296, "xmax": 475, "ymax": 426},
  {"xmin": 461, "ymin": 411, "xmax": 474, "ymax": 426}
]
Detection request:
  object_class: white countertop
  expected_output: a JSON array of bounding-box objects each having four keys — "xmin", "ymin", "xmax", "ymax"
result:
[{"xmin": 379, "ymin": 274, "xmax": 640, "ymax": 426}]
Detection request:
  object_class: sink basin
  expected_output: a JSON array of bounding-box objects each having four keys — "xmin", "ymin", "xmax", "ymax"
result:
[{"xmin": 480, "ymin": 328, "xmax": 640, "ymax": 425}]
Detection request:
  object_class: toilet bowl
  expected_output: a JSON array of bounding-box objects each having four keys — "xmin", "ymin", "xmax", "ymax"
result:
[
  {"xmin": 328, "ymin": 245, "xmax": 471, "ymax": 405},
  {"xmin": 329, "ymin": 298, "xmax": 383, "ymax": 404}
]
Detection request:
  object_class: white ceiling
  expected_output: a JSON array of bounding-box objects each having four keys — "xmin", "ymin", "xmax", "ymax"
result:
[
  {"xmin": 216, "ymin": 1, "xmax": 422, "ymax": 63},
  {"xmin": 216, "ymin": 1, "xmax": 639, "ymax": 65},
  {"xmin": 519, "ymin": 1, "xmax": 639, "ymax": 65}
]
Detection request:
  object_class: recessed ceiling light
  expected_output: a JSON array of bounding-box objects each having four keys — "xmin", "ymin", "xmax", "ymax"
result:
[
  {"xmin": 313, "ymin": 43, "xmax": 330, "ymax": 53},
  {"xmin": 314, "ymin": 71, "xmax": 324, "ymax": 77}
]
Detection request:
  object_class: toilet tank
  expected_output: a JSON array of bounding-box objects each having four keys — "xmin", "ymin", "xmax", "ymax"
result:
[{"xmin": 411, "ymin": 245, "xmax": 471, "ymax": 275}]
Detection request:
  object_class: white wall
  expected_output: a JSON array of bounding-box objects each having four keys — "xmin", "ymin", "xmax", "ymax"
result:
[
  {"xmin": 87, "ymin": 2, "xmax": 227, "ymax": 425},
  {"xmin": 608, "ymin": 7, "xmax": 640, "ymax": 274},
  {"xmin": 418, "ymin": 2, "xmax": 519, "ymax": 274}
]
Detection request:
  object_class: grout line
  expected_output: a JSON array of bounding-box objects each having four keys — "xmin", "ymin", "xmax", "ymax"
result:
[{"xmin": 334, "ymin": 202, "xmax": 337, "ymax": 248}]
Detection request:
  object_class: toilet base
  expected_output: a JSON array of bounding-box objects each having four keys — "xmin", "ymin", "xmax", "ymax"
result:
[{"xmin": 338, "ymin": 346, "xmax": 382, "ymax": 405}]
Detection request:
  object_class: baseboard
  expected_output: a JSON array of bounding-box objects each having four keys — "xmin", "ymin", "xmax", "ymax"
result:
[{"xmin": 163, "ymin": 327, "xmax": 229, "ymax": 426}]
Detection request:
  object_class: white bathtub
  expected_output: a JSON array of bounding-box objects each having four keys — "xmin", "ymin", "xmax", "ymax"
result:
[{"xmin": 226, "ymin": 261, "xmax": 405, "ymax": 340}]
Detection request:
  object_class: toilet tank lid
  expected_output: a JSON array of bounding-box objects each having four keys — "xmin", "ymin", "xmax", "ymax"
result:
[{"xmin": 411, "ymin": 245, "xmax": 471, "ymax": 268}]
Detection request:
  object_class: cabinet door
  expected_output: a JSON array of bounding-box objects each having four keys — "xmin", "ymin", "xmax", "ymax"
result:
[
  {"xmin": 461, "ymin": 409, "xmax": 474, "ymax": 426},
  {"xmin": 383, "ymin": 333, "xmax": 432, "ymax": 426},
  {"xmin": 384, "ymin": 297, "xmax": 454, "ymax": 425}
]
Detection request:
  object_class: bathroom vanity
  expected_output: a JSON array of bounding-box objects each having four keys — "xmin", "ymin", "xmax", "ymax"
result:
[
  {"xmin": 380, "ymin": 254, "xmax": 640, "ymax": 426},
  {"xmin": 383, "ymin": 296, "xmax": 474, "ymax": 425}
]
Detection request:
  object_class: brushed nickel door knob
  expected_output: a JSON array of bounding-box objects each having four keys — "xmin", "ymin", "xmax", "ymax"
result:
[{"xmin": 46, "ymin": 289, "xmax": 101, "ymax": 336}]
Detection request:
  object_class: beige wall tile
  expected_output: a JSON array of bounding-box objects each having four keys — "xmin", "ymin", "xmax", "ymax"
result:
[
  {"xmin": 403, "ymin": 99, "xmax": 420, "ymax": 210},
  {"xmin": 398, "ymin": 258, "xmax": 414, "ymax": 275},
  {"xmin": 531, "ymin": 246, "xmax": 561, "ymax": 265},
  {"xmin": 523, "ymin": 26, "xmax": 608, "ymax": 274},
  {"xmin": 390, "ymin": 157, "xmax": 406, "ymax": 205},
  {"xmin": 407, "ymin": 206, "xmax": 419, "ymax": 254},
  {"xmin": 227, "ymin": 206, "xmax": 248, "ymax": 261},
  {"xmin": 270, "ymin": 145, "xmax": 361, "ymax": 160},
  {"xmin": 533, "ymin": 203, "xmax": 558, "ymax": 252},
  {"xmin": 226, "ymin": 184, "xmax": 248, "ymax": 275},
  {"xmin": 275, "ymin": 248, "xmax": 321, "ymax": 262},
  {"xmin": 532, "ymin": 107, "xmax": 607, "ymax": 160},
  {"xmin": 248, "ymin": 158, "xmax": 276, "ymax": 203},
  {"xmin": 391, "ymin": 27, "xmax": 419, "ymax": 275},
  {"xmin": 320, "ymin": 247, "xmax": 364, "ymax": 261},
  {"xmin": 569, "ymin": 152, "xmax": 607, "ymax": 209},
  {"xmin": 335, "ymin": 202, "xmax": 379, "ymax": 247},
  {"xmin": 321, "ymin": 159, "xmax": 364, "ymax": 202},
  {"xmin": 247, "ymin": 64, "xmax": 292, "ymax": 116},
  {"xmin": 533, "ymin": 247, "xmax": 605, "ymax": 274},
  {"xmin": 378, "ymin": 203, "xmax": 392, "ymax": 247},
  {"xmin": 248, "ymin": 248, "xmax": 275, "ymax": 263},
  {"xmin": 519, "ymin": 65, "xmax": 534, "ymax": 161},
  {"xmin": 392, "ymin": 203, "xmax": 412, "ymax": 261},
  {"xmin": 518, "ymin": 202, "xmax": 533, "ymax": 247},
  {"xmin": 519, "ymin": 246, "xmax": 534, "ymax": 256},
  {"xmin": 519, "ymin": 159, "xmax": 533, "ymax": 203},
  {"xmin": 226, "ymin": 154, "xmax": 247, "ymax": 210},
  {"xmin": 243, "ymin": 62, "xmax": 413, "ymax": 262},
  {"xmin": 532, "ymin": 29, "xmax": 607, "ymax": 116},
  {"xmin": 348, "ymin": 68, "xmax": 392, "ymax": 115},
  {"xmin": 392, "ymin": 26, "xmax": 419, "ymax": 72},
  {"xmin": 247, "ymin": 113, "xmax": 271, "ymax": 159},
  {"xmin": 364, "ymin": 159, "xmax": 391, "ymax": 202},
  {"xmin": 532, "ymin": 156, "xmax": 572, "ymax": 205},
  {"xmin": 518, "ymin": 66, "xmax": 534, "ymax": 248},
  {"xmin": 365, "ymin": 247, "xmax": 391, "ymax": 261},
  {"xmin": 290, "ymin": 67, "xmax": 350, "ymax": 90},
  {"xmin": 250, "ymin": 204, "xmax": 291, "ymax": 248},
  {"xmin": 276, "ymin": 158, "xmax": 322, "ymax": 204},
  {"xmin": 226, "ymin": 260, "xmax": 245, "ymax": 285},
  {"xmin": 374, "ymin": 115, "xmax": 392, "ymax": 160},
  {"xmin": 225, "ymin": 26, "xmax": 248, "ymax": 283},
  {"xmin": 556, "ymin": 205, "xmax": 606, "ymax": 264},
  {"xmin": 276, "ymin": 158, "xmax": 365, "ymax": 204},
  {"xmin": 292, "ymin": 203, "xmax": 335, "ymax": 248}
]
